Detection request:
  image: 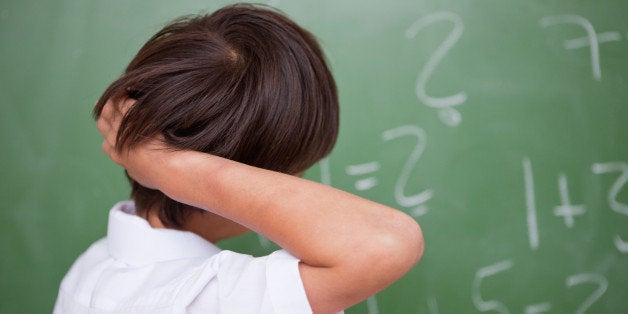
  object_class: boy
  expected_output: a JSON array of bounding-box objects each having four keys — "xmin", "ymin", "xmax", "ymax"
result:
[{"xmin": 55, "ymin": 4, "xmax": 423, "ymax": 314}]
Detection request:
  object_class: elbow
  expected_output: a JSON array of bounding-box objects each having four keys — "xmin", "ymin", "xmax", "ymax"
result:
[
  {"xmin": 408, "ymin": 216, "xmax": 425, "ymax": 266},
  {"xmin": 388, "ymin": 212, "xmax": 424, "ymax": 272},
  {"xmin": 362, "ymin": 212, "xmax": 425, "ymax": 283},
  {"xmin": 327, "ymin": 211, "xmax": 424, "ymax": 309}
]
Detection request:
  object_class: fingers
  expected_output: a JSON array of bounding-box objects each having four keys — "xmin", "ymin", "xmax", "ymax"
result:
[
  {"xmin": 119, "ymin": 97, "xmax": 135, "ymax": 115},
  {"xmin": 96, "ymin": 101, "xmax": 119, "ymax": 152},
  {"xmin": 96, "ymin": 97, "xmax": 137, "ymax": 149},
  {"xmin": 99, "ymin": 98, "xmax": 135, "ymax": 134},
  {"xmin": 101, "ymin": 138, "xmax": 122, "ymax": 165},
  {"xmin": 96, "ymin": 97, "xmax": 136, "ymax": 165}
]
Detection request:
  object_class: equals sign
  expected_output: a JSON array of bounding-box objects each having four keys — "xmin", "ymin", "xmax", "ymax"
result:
[{"xmin": 345, "ymin": 161, "xmax": 381, "ymax": 191}]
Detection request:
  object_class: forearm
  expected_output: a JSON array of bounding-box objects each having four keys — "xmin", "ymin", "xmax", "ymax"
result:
[{"xmin": 158, "ymin": 151, "xmax": 422, "ymax": 269}]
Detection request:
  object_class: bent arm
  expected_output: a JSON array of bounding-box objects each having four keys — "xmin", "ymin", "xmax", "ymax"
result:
[
  {"xmin": 98, "ymin": 99, "xmax": 424, "ymax": 314},
  {"xmin": 171, "ymin": 153, "xmax": 424, "ymax": 312}
]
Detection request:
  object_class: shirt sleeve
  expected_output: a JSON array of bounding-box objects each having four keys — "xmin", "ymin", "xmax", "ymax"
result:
[
  {"xmin": 263, "ymin": 250, "xmax": 313, "ymax": 313},
  {"xmin": 188, "ymin": 249, "xmax": 313, "ymax": 314}
]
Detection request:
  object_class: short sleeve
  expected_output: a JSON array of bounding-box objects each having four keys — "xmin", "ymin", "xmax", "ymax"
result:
[
  {"xmin": 264, "ymin": 250, "xmax": 312, "ymax": 313},
  {"xmin": 187, "ymin": 249, "xmax": 313, "ymax": 314}
]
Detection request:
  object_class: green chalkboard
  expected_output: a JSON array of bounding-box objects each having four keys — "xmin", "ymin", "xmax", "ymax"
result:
[{"xmin": 1, "ymin": 0, "xmax": 627, "ymax": 313}]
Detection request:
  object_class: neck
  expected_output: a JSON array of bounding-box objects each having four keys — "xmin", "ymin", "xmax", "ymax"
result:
[{"xmin": 143, "ymin": 208, "xmax": 250, "ymax": 243}]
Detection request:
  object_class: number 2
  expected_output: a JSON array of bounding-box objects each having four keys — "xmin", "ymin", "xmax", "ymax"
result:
[
  {"xmin": 566, "ymin": 273, "xmax": 608, "ymax": 314},
  {"xmin": 382, "ymin": 125, "xmax": 433, "ymax": 217}
]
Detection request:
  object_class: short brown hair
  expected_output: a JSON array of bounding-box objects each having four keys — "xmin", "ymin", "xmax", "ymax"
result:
[{"xmin": 93, "ymin": 4, "xmax": 339, "ymax": 228}]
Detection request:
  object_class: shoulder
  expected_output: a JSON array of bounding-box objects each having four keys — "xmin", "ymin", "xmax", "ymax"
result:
[
  {"xmin": 191, "ymin": 250, "xmax": 313, "ymax": 314},
  {"xmin": 58, "ymin": 237, "xmax": 109, "ymax": 287}
]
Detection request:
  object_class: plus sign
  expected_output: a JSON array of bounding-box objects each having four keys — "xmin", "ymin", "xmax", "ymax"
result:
[{"xmin": 553, "ymin": 173, "xmax": 586, "ymax": 228}]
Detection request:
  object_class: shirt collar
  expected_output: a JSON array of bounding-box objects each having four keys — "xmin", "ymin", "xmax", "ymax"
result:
[{"xmin": 107, "ymin": 200, "xmax": 222, "ymax": 266}]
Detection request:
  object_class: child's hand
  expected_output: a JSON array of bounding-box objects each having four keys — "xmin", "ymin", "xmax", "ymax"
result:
[{"xmin": 96, "ymin": 98, "xmax": 169, "ymax": 191}]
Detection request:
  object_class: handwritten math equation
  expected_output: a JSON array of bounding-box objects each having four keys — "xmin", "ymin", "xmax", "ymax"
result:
[
  {"xmin": 523, "ymin": 159, "xmax": 628, "ymax": 254},
  {"xmin": 322, "ymin": 125, "xmax": 433, "ymax": 218},
  {"xmin": 330, "ymin": 10, "xmax": 625, "ymax": 314}
]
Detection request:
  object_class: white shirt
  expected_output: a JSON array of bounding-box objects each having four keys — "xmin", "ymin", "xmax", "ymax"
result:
[{"xmin": 54, "ymin": 201, "xmax": 315, "ymax": 314}]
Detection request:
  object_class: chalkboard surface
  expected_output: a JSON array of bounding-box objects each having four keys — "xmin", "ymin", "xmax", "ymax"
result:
[{"xmin": 1, "ymin": 0, "xmax": 627, "ymax": 313}]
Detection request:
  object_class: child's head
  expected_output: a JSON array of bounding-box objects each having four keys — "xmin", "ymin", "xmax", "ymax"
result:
[{"xmin": 93, "ymin": 4, "xmax": 339, "ymax": 228}]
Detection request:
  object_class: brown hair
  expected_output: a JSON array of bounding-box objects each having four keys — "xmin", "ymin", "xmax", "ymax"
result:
[{"xmin": 93, "ymin": 4, "xmax": 339, "ymax": 228}]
